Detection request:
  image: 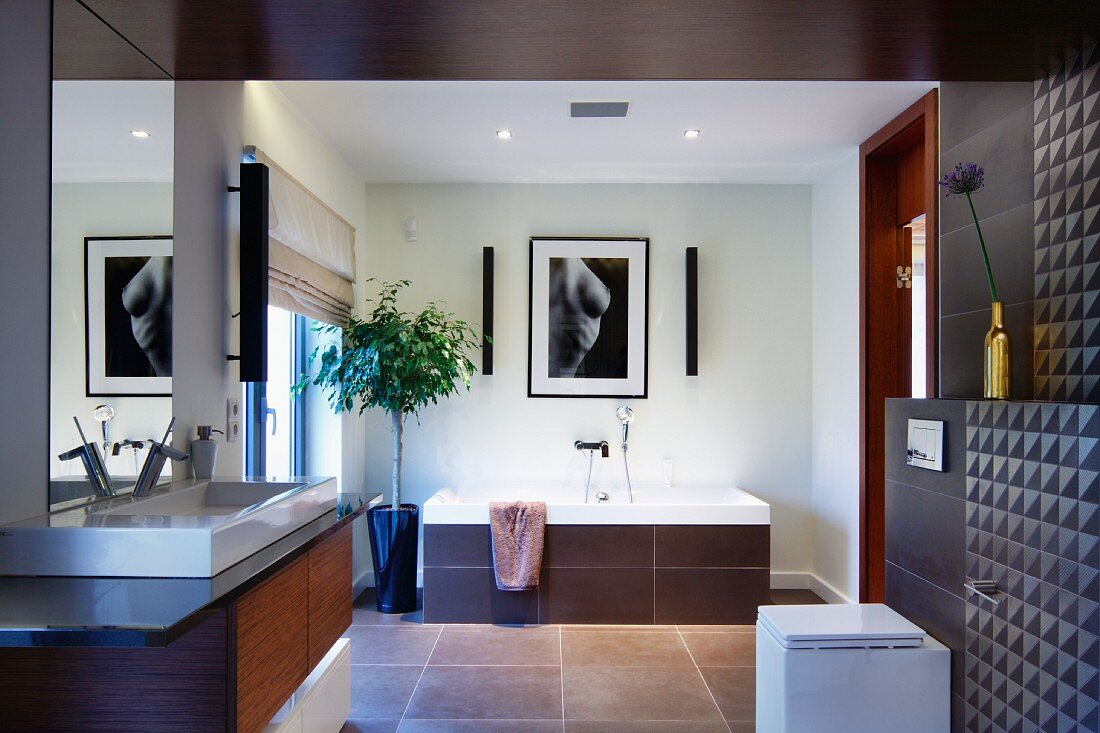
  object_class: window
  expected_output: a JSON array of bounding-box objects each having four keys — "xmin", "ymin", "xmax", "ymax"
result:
[{"xmin": 245, "ymin": 306, "xmax": 341, "ymax": 478}]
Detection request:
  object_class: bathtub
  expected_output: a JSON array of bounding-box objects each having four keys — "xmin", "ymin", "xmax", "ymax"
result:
[
  {"xmin": 424, "ymin": 485, "xmax": 770, "ymax": 525},
  {"xmin": 423, "ymin": 485, "xmax": 771, "ymax": 625}
]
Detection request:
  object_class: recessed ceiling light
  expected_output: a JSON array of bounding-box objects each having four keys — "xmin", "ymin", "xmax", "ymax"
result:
[
  {"xmin": 496, "ymin": 129, "xmax": 513, "ymax": 140},
  {"xmin": 130, "ymin": 129, "xmax": 151, "ymax": 139},
  {"xmin": 684, "ymin": 129, "xmax": 701, "ymax": 139}
]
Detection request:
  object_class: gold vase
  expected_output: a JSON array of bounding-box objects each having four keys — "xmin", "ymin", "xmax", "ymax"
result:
[{"xmin": 984, "ymin": 301, "xmax": 1011, "ymax": 399}]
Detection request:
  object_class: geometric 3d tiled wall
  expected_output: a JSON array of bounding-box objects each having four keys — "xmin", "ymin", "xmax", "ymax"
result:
[
  {"xmin": 965, "ymin": 400, "xmax": 1100, "ymax": 731},
  {"xmin": 1033, "ymin": 42, "xmax": 1100, "ymax": 402}
]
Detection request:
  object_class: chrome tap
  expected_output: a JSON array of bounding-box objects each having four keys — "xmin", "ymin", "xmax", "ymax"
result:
[
  {"xmin": 131, "ymin": 418, "xmax": 189, "ymax": 497},
  {"xmin": 575, "ymin": 440, "xmax": 610, "ymax": 503}
]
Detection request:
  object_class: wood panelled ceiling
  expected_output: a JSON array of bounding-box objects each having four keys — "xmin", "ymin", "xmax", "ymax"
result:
[
  {"xmin": 72, "ymin": 0, "xmax": 1098, "ymax": 81},
  {"xmin": 53, "ymin": 0, "xmax": 168, "ymax": 79}
]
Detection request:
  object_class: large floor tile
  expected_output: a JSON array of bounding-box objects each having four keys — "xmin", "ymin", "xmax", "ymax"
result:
[
  {"xmin": 342, "ymin": 721, "xmax": 401, "ymax": 733},
  {"xmin": 398, "ymin": 721, "xmax": 564, "ymax": 732},
  {"xmin": 700, "ymin": 666, "xmax": 755, "ymax": 722},
  {"xmin": 563, "ymin": 666, "xmax": 724, "ymax": 722},
  {"xmin": 677, "ymin": 625, "xmax": 755, "ymax": 633},
  {"xmin": 405, "ymin": 666, "xmax": 563, "ymax": 720},
  {"xmin": 428, "ymin": 626, "xmax": 561, "ymax": 666},
  {"xmin": 346, "ymin": 626, "xmax": 442, "ymax": 665},
  {"xmin": 561, "ymin": 629, "xmax": 693, "ymax": 668},
  {"xmin": 566, "ymin": 723, "xmax": 733, "ymax": 732},
  {"xmin": 680, "ymin": 632, "xmax": 755, "ymax": 667},
  {"xmin": 351, "ymin": 664, "xmax": 424, "ymax": 719}
]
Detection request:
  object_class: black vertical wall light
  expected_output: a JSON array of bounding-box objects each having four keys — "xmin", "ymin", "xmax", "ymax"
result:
[
  {"xmin": 686, "ymin": 246, "xmax": 699, "ymax": 376},
  {"xmin": 228, "ymin": 161, "xmax": 269, "ymax": 383},
  {"xmin": 483, "ymin": 246, "xmax": 494, "ymax": 375}
]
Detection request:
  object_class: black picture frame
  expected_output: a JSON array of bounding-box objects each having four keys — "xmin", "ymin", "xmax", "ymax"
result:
[
  {"xmin": 527, "ymin": 236, "xmax": 649, "ymax": 399},
  {"xmin": 84, "ymin": 235, "xmax": 173, "ymax": 397}
]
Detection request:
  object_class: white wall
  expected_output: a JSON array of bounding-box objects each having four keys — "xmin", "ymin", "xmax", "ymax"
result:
[
  {"xmin": 0, "ymin": 0, "xmax": 51, "ymax": 524},
  {"xmin": 360, "ymin": 183, "xmax": 814, "ymax": 576},
  {"xmin": 809, "ymin": 155, "xmax": 860, "ymax": 603},
  {"xmin": 50, "ymin": 183, "xmax": 173, "ymax": 477},
  {"xmin": 172, "ymin": 82, "xmax": 245, "ymax": 479}
]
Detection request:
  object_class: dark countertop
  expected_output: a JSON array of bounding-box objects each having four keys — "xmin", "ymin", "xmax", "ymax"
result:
[{"xmin": 0, "ymin": 491, "xmax": 379, "ymax": 648}]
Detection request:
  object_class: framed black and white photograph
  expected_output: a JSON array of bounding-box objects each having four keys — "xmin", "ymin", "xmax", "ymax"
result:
[
  {"xmin": 85, "ymin": 236, "xmax": 173, "ymax": 396},
  {"xmin": 528, "ymin": 237, "xmax": 649, "ymax": 398}
]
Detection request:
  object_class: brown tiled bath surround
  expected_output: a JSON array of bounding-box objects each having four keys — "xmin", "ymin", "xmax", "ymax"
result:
[{"xmin": 423, "ymin": 524, "xmax": 770, "ymax": 624}]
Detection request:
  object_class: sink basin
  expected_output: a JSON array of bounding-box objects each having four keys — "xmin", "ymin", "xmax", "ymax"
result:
[
  {"xmin": 98, "ymin": 480, "xmax": 311, "ymax": 517},
  {"xmin": 0, "ymin": 477, "xmax": 337, "ymax": 578}
]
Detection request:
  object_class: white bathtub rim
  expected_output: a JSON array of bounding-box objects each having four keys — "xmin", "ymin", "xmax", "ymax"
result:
[{"xmin": 423, "ymin": 485, "xmax": 771, "ymax": 525}]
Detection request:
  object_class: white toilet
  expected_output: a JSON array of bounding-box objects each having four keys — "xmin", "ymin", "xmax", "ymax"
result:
[{"xmin": 756, "ymin": 603, "xmax": 950, "ymax": 733}]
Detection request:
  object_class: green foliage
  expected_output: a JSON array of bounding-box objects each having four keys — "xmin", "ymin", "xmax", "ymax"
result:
[{"xmin": 297, "ymin": 279, "xmax": 480, "ymax": 421}]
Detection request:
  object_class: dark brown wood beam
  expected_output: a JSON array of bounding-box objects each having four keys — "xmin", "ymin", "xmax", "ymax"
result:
[{"xmin": 72, "ymin": 0, "xmax": 1098, "ymax": 81}]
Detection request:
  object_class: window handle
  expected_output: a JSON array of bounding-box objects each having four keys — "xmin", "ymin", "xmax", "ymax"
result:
[{"xmin": 264, "ymin": 407, "xmax": 277, "ymax": 436}]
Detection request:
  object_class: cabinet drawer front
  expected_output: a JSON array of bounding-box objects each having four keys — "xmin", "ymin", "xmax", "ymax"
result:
[
  {"xmin": 308, "ymin": 526, "xmax": 353, "ymax": 667},
  {"xmin": 235, "ymin": 553, "xmax": 309, "ymax": 733}
]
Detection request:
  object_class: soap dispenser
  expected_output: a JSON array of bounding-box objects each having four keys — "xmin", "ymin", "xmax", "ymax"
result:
[{"xmin": 191, "ymin": 425, "xmax": 224, "ymax": 479}]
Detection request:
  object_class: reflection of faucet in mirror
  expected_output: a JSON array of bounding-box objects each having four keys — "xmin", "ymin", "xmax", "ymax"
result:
[
  {"xmin": 58, "ymin": 417, "xmax": 114, "ymax": 497},
  {"xmin": 92, "ymin": 404, "xmax": 115, "ymax": 456},
  {"xmin": 113, "ymin": 438, "xmax": 155, "ymax": 477}
]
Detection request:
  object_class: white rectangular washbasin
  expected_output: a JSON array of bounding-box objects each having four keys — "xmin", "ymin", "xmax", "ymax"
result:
[{"xmin": 0, "ymin": 477, "xmax": 337, "ymax": 578}]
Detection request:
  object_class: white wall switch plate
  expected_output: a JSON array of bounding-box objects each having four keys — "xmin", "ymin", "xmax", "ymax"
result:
[{"xmin": 907, "ymin": 418, "xmax": 944, "ymax": 471}]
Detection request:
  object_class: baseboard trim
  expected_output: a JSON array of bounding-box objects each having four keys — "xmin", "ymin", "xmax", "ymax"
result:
[
  {"xmin": 770, "ymin": 571, "xmax": 853, "ymax": 604},
  {"xmin": 359, "ymin": 569, "xmax": 852, "ymax": 604}
]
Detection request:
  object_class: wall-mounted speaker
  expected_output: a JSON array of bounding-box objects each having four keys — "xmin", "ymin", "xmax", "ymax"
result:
[
  {"xmin": 483, "ymin": 246, "xmax": 494, "ymax": 375},
  {"xmin": 686, "ymin": 246, "xmax": 698, "ymax": 376}
]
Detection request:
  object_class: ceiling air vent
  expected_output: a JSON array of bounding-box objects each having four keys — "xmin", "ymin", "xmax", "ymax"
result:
[{"xmin": 570, "ymin": 101, "xmax": 629, "ymax": 118}]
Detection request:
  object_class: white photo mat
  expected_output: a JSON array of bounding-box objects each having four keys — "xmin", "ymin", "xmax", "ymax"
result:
[
  {"xmin": 85, "ymin": 236, "xmax": 173, "ymax": 396},
  {"xmin": 528, "ymin": 237, "xmax": 648, "ymax": 398}
]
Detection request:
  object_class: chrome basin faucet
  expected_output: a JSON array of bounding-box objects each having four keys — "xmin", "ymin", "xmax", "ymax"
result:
[{"xmin": 132, "ymin": 418, "xmax": 189, "ymax": 497}]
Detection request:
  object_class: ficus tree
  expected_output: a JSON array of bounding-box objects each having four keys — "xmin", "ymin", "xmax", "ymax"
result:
[{"xmin": 298, "ymin": 279, "xmax": 479, "ymax": 511}]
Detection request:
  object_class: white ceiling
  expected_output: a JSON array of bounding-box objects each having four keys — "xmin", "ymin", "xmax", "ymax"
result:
[
  {"xmin": 52, "ymin": 81, "xmax": 174, "ymax": 183},
  {"xmin": 275, "ymin": 81, "xmax": 936, "ymax": 185}
]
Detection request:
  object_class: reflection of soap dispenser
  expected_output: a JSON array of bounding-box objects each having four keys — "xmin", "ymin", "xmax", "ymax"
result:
[{"xmin": 191, "ymin": 425, "xmax": 223, "ymax": 479}]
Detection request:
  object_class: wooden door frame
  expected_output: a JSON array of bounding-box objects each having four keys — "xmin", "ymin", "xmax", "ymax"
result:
[{"xmin": 859, "ymin": 90, "xmax": 939, "ymax": 602}]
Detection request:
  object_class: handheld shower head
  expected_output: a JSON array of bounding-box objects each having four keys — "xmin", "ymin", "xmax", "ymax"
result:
[{"xmin": 616, "ymin": 405, "xmax": 634, "ymax": 448}]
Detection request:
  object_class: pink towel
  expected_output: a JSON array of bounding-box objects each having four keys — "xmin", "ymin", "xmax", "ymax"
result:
[{"xmin": 489, "ymin": 501, "xmax": 547, "ymax": 591}]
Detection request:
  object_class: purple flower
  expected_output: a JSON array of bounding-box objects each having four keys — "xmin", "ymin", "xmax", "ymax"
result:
[{"xmin": 939, "ymin": 162, "xmax": 985, "ymax": 196}]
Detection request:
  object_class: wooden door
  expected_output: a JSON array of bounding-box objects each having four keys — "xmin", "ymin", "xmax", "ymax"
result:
[{"xmin": 859, "ymin": 90, "xmax": 939, "ymax": 602}]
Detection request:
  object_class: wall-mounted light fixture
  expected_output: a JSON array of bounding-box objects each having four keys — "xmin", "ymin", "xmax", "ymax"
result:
[
  {"xmin": 683, "ymin": 129, "xmax": 700, "ymax": 139},
  {"xmin": 496, "ymin": 129, "xmax": 513, "ymax": 140},
  {"xmin": 130, "ymin": 129, "xmax": 151, "ymax": 138}
]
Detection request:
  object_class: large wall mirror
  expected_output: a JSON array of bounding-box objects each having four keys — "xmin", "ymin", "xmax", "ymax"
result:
[{"xmin": 50, "ymin": 0, "xmax": 174, "ymax": 508}]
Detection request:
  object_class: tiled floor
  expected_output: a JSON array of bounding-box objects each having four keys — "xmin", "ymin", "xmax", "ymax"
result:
[{"xmin": 341, "ymin": 588, "xmax": 824, "ymax": 733}]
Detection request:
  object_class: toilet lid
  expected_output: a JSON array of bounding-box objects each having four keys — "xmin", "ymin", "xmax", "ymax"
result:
[{"xmin": 757, "ymin": 603, "xmax": 926, "ymax": 649}]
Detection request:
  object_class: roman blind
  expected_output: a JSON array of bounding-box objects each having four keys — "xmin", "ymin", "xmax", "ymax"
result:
[{"xmin": 251, "ymin": 147, "xmax": 356, "ymax": 326}]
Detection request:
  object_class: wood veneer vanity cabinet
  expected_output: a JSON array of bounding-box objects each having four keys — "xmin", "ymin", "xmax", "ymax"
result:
[
  {"xmin": 0, "ymin": 523, "xmax": 354, "ymax": 733},
  {"xmin": 231, "ymin": 525, "xmax": 353, "ymax": 733}
]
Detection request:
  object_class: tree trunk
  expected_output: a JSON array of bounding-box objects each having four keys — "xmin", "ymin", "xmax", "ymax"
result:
[{"xmin": 391, "ymin": 410, "xmax": 403, "ymax": 511}]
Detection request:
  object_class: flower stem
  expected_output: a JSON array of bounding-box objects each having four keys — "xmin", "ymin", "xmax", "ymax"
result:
[{"xmin": 966, "ymin": 191, "xmax": 998, "ymax": 302}]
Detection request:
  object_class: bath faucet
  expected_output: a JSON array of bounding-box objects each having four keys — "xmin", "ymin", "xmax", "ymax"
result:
[
  {"xmin": 575, "ymin": 440, "xmax": 610, "ymax": 458},
  {"xmin": 575, "ymin": 440, "xmax": 610, "ymax": 503},
  {"xmin": 131, "ymin": 418, "xmax": 189, "ymax": 498}
]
